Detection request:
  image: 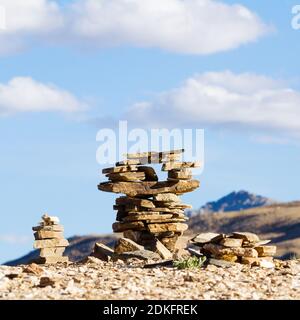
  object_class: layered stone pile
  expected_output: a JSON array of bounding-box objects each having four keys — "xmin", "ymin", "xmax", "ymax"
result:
[
  {"xmin": 191, "ymin": 232, "xmax": 277, "ymax": 268},
  {"xmin": 98, "ymin": 150, "xmax": 200, "ymax": 252},
  {"xmin": 32, "ymin": 214, "xmax": 69, "ymax": 264}
]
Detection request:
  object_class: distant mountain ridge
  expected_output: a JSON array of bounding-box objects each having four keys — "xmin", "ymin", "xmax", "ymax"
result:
[{"xmin": 197, "ymin": 190, "xmax": 275, "ymax": 214}]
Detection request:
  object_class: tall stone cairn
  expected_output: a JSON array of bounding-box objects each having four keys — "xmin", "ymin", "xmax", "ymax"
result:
[
  {"xmin": 98, "ymin": 149, "xmax": 200, "ymax": 252},
  {"xmin": 32, "ymin": 214, "xmax": 69, "ymax": 264}
]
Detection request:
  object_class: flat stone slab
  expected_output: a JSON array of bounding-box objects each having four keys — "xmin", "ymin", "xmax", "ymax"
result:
[
  {"xmin": 162, "ymin": 162, "xmax": 201, "ymax": 171},
  {"xmin": 232, "ymin": 232, "xmax": 260, "ymax": 243},
  {"xmin": 154, "ymin": 193, "xmax": 181, "ymax": 202},
  {"xmin": 154, "ymin": 240, "xmax": 173, "ymax": 259},
  {"xmin": 254, "ymin": 246, "xmax": 277, "ymax": 257},
  {"xmin": 191, "ymin": 233, "xmax": 221, "ymax": 245},
  {"xmin": 147, "ymin": 223, "xmax": 188, "ymax": 233},
  {"xmin": 203, "ymin": 243, "xmax": 258, "ymax": 258},
  {"xmin": 33, "ymin": 238, "xmax": 69, "ymax": 249},
  {"xmin": 112, "ymin": 221, "xmax": 145, "ymax": 232},
  {"xmin": 106, "ymin": 171, "xmax": 146, "ymax": 182},
  {"xmin": 102, "ymin": 165, "xmax": 138, "ymax": 174},
  {"xmin": 116, "ymin": 196, "xmax": 155, "ymax": 209},
  {"xmin": 220, "ymin": 238, "xmax": 243, "ymax": 248},
  {"xmin": 114, "ymin": 238, "xmax": 144, "ymax": 254},
  {"xmin": 208, "ymin": 258, "xmax": 236, "ymax": 268},
  {"xmin": 92, "ymin": 243, "xmax": 114, "ymax": 262},
  {"xmin": 98, "ymin": 180, "xmax": 200, "ymax": 197},
  {"xmin": 34, "ymin": 231, "xmax": 64, "ymax": 240},
  {"xmin": 40, "ymin": 247, "xmax": 66, "ymax": 257},
  {"xmin": 32, "ymin": 225, "xmax": 64, "ymax": 232},
  {"xmin": 115, "ymin": 250, "xmax": 160, "ymax": 261}
]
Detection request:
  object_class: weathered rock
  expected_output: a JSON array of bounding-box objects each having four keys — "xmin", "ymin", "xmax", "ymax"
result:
[
  {"xmin": 215, "ymin": 254, "xmax": 239, "ymax": 262},
  {"xmin": 219, "ymin": 238, "xmax": 243, "ymax": 248},
  {"xmin": 168, "ymin": 169, "xmax": 192, "ymax": 180},
  {"xmin": 123, "ymin": 214, "xmax": 174, "ymax": 222},
  {"xmin": 162, "ymin": 161, "xmax": 201, "ymax": 171},
  {"xmin": 154, "ymin": 240, "xmax": 173, "ymax": 259},
  {"xmin": 34, "ymin": 231, "xmax": 63, "ymax": 240},
  {"xmin": 160, "ymin": 234, "xmax": 180, "ymax": 251},
  {"xmin": 154, "ymin": 193, "xmax": 181, "ymax": 202},
  {"xmin": 106, "ymin": 172, "xmax": 146, "ymax": 182},
  {"xmin": 137, "ymin": 166, "xmax": 158, "ymax": 181},
  {"xmin": 39, "ymin": 276, "xmax": 56, "ymax": 287},
  {"xmin": 241, "ymin": 257, "xmax": 259, "ymax": 266},
  {"xmin": 102, "ymin": 165, "xmax": 138, "ymax": 174},
  {"xmin": 232, "ymin": 232, "xmax": 260, "ymax": 243},
  {"xmin": 147, "ymin": 223, "xmax": 188, "ymax": 233},
  {"xmin": 166, "ymin": 203, "xmax": 192, "ymax": 209},
  {"xmin": 244, "ymin": 240, "xmax": 271, "ymax": 247},
  {"xmin": 123, "ymin": 230, "xmax": 143, "ymax": 243},
  {"xmin": 114, "ymin": 238, "xmax": 145, "ymax": 254},
  {"xmin": 98, "ymin": 180, "xmax": 200, "ymax": 197},
  {"xmin": 116, "ymin": 250, "xmax": 160, "ymax": 261},
  {"xmin": 116, "ymin": 159, "xmax": 142, "ymax": 166},
  {"xmin": 32, "ymin": 224, "xmax": 64, "ymax": 232},
  {"xmin": 40, "ymin": 247, "xmax": 65, "ymax": 257},
  {"xmin": 92, "ymin": 243, "xmax": 114, "ymax": 261},
  {"xmin": 254, "ymin": 246, "xmax": 277, "ymax": 257},
  {"xmin": 33, "ymin": 238, "xmax": 69, "ymax": 249},
  {"xmin": 22, "ymin": 263, "xmax": 43, "ymax": 276},
  {"xmin": 259, "ymin": 258, "xmax": 275, "ymax": 269},
  {"xmin": 112, "ymin": 221, "xmax": 145, "ymax": 232},
  {"xmin": 191, "ymin": 233, "xmax": 221, "ymax": 245},
  {"xmin": 208, "ymin": 258, "xmax": 235, "ymax": 268},
  {"xmin": 203, "ymin": 243, "xmax": 258, "ymax": 258},
  {"xmin": 144, "ymin": 260, "xmax": 174, "ymax": 268},
  {"xmin": 41, "ymin": 214, "xmax": 60, "ymax": 225},
  {"xmin": 187, "ymin": 248, "xmax": 204, "ymax": 258},
  {"xmin": 115, "ymin": 196, "xmax": 155, "ymax": 209}
]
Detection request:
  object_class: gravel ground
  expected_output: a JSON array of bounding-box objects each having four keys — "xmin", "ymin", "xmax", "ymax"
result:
[{"xmin": 1, "ymin": 258, "xmax": 300, "ymax": 300}]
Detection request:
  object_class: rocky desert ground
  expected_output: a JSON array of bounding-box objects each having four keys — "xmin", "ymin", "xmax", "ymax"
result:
[{"xmin": 1, "ymin": 257, "xmax": 300, "ymax": 300}]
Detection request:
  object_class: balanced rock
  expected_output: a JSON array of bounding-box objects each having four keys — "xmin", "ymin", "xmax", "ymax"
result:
[
  {"xmin": 99, "ymin": 150, "xmax": 200, "ymax": 254},
  {"xmin": 32, "ymin": 214, "xmax": 69, "ymax": 264}
]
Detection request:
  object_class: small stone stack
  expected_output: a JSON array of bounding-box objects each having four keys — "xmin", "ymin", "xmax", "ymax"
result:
[
  {"xmin": 32, "ymin": 214, "xmax": 69, "ymax": 264},
  {"xmin": 98, "ymin": 150, "xmax": 200, "ymax": 252},
  {"xmin": 191, "ymin": 232, "xmax": 277, "ymax": 268}
]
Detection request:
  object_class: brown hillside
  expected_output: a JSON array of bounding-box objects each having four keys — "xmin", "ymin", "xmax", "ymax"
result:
[{"xmin": 188, "ymin": 202, "xmax": 300, "ymax": 259}]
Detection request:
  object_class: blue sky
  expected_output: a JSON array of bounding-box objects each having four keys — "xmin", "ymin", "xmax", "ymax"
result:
[{"xmin": 0, "ymin": 0, "xmax": 300, "ymax": 263}]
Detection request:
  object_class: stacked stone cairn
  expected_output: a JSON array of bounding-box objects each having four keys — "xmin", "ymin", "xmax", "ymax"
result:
[
  {"xmin": 191, "ymin": 232, "xmax": 277, "ymax": 268},
  {"xmin": 98, "ymin": 150, "xmax": 200, "ymax": 255},
  {"xmin": 32, "ymin": 214, "xmax": 69, "ymax": 264}
]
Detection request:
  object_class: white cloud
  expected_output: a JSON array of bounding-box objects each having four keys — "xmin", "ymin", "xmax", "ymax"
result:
[
  {"xmin": 66, "ymin": 0, "xmax": 269, "ymax": 54},
  {"xmin": 126, "ymin": 71, "xmax": 300, "ymax": 135},
  {"xmin": 0, "ymin": 0, "xmax": 269, "ymax": 55},
  {"xmin": 0, "ymin": 77, "xmax": 86, "ymax": 116},
  {"xmin": 0, "ymin": 0, "xmax": 63, "ymax": 55}
]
